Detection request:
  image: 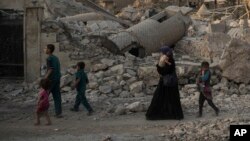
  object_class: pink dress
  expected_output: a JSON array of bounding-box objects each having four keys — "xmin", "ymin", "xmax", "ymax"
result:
[{"xmin": 37, "ymin": 89, "xmax": 49, "ymax": 112}]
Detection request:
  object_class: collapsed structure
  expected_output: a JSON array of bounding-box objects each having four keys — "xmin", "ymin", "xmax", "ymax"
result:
[
  {"xmin": 103, "ymin": 11, "xmax": 191, "ymax": 57},
  {"xmin": 1, "ymin": 0, "xmax": 250, "ymax": 84}
]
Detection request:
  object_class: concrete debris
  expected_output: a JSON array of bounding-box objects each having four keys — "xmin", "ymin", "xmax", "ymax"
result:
[
  {"xmin": 117, "ymin": 6, "xmax": 144, "ymax": 23},
  {"xmin": 196, "ymin": 4, "xmax": 210, "ymax": 17},
  {"xmin": 126, "ymin": 101, "xmax": 145, "ymax": 112},
  {"xmin": 219, "ymin": 39, "xmax": 250, "ymax": 84},
  {"xmin": 100, "ymin": 58, "xmax": 115, "ymax": 67},
  {"xmin": 59, "ymin": 12, "xmax": 107, "ymax": 22},
  {"xmin": 115, "ymin": 105, "xmax": 126, "ymax": 115},
  {"xmin": 165, "ymin": 6, "xmax": 193, "ymax": 15},
  {"xmin": 104, "ymin": 12, "xmax": 191, "ymax": 55},
  {"xmin": 137, "ymin": 66, "xmax": 159, "ymax": 86},
  {"xmin": 208, "ymin": 22, "xmax": 226, "ymax": 33},
  {"xmin": 4, "ymin": 84, "xmax": 15, "ymax": 92},
  {"xmin": 206, "ymin": 33, "xmax": 231, "ymax": 61},
  {"xmin": 129, "ymin": 81, "xmax": 144, "ymax": 93},
  {"xmin": 91, "ymin": 64, "xmax": 108, "ymax": 72},
  {"xmin": 175, "ymin": 37, "xmax": 210, "ymax": 59},
  {"xmin": 60, "ymin": 74, "xmax": 74, "ymax": 88},
  {"xmin": 227, "ymin": 28, "xmax": 243, "ymax": 39},
  {"xmin": 59, "ymin": 12, "xmax": 129, "ymax": 27},
  {"xmin": 102, "ymin": 135, "xmax": 112, "ymax": 141},
  {"xmin": 99, "ymin": 85, "xmax": 112, "ymax": 94},
  {"xmin": 229, "ymin": 21, "xmax": 240, "ymax": 28},
  {"xmin": 10, "ymin": 89, "xmax": 23, "ymax": 97},
  {"xmin": 87, "ymin": 20, "xmax": 123, "ymax": 31}
]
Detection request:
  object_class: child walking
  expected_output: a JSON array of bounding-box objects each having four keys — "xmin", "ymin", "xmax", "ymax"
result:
[
  {"xmin": 196, "ymin": 61, "xmax": 219, "ymax": 117},
  {"xmin": 70, "ymin": 62, "xmax": 94, "ymax": 115},
  {"xmin": 35, "ymin": 79, "xmax": 51, "ymax": 125}
]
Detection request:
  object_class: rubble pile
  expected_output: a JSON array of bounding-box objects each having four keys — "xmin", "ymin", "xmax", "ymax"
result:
[
  {"xmin": 114, "ymin": 0, "xmax": 180, "ymax": 23},
  {"xmin": 2, "ymin": 1, "xmax": 250, "ymax": 140},
  {"xmin": 175, "ymin": 5, "xmax": 250, "ymax": 84},
  {"xmin": 12, "ymin": 1, "xmax": 250, "ymax": 116},
  {"xmin": 116, "ymin": 5, "xmax": 159, "ymax": 23},
  {"xmin": 42, "ymin": 19, "xmax": 123, "ymax": 59},
  {"xmin": 43, "ymin": 0, "xmax": 92, "ymax": 19},
  {"xmin": 160, "ymin": 117, "xmax": 250, "ymax": 141},
  {"xmin": 116, "ymin": 6, "xmax": 144, "ymax": 23},
  {"xmin": 219, "ymin": 39, "xmax": 250, "ymax": 83},
  {"xmin": 2, "ymin": 50, "xmax": 250, "ymax": 117}
]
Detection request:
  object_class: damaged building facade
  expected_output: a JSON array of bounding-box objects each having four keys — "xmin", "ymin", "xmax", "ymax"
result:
[
  {"xmin": 0, "ymin": 0, "xmax": 191, "ymax": 82},
  {"xmin": 0, "ymin": 0, "xmax": 63, "ymax": 82}
]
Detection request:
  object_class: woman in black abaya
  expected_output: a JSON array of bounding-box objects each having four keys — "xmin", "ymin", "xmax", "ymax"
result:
[{"xmin": 146, "ymin": 46, "xmax": 184, "ymax": 120}]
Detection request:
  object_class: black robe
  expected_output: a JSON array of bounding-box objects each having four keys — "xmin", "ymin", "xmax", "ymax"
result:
[{"xmin": 146, "ymin": 60, "xmax": 184, "ymax": 120}]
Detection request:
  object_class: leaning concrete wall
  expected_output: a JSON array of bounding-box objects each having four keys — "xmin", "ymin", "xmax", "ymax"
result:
[{"xmin": 105, "ymin": 12, "xmax": 190, "ymax": 55}]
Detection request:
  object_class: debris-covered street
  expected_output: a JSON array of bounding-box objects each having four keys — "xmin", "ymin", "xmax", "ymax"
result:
[{"xmin": 1, "ymin": 0, "xmax": 250, "ymax": 141}]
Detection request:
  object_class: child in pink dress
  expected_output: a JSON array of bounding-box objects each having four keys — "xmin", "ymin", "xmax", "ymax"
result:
[{"xmin": 34, "ymin": 79, "xmax": 51, "ymax": 125}]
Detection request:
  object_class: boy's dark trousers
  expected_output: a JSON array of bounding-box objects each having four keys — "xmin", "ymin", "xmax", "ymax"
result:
[
  {"xmin": 74, "ymin": 91, "xmax": 93, "ymax": 112},
  {"xmin": 50, "ymin": 79, "xmax": 62, "ymax": 115},
  {"xmin": 199, "ymin": 93, "xmax": 219, "ymax": 116}
]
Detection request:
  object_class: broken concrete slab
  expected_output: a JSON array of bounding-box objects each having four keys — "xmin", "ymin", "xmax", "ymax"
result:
[
  {"xmin": 59, "ymin": 12, "xmax": 105, "ymax": 22},
  {"xmin": 208, "ymin": 22, "xmax": 226, "ymax": 33},
  {"xmin": 100, "ymin": 58, "xmax": 115, "ymax": 67},
  {"xmin": 219, "ymin": 39, "xmax": 250, "ymax": 84},
  {"xmin": 207, "ymin": 33, "xmax": 231, "ymax": 61},
  {"xmin": 165, "ymin": 6, "xmax": 193, "ymax": 16},
  {"xmin": 91, "ymin": 64, "xmax": 108, "ymax": 72},
  {"xmin": 126, "ymin": 101, "xmax": 145, "ymax": 112}
]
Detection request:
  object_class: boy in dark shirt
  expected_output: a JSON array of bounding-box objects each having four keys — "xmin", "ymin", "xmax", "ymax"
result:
[
  {"xmin": 44, "ymin": 44, "xmax": 62, "ymax": 118},
  {"xmin": 196, "ymin": 61, "xmax": 219, "ymax": 117},
  {"xmin": 70, "ymin": 62, "xmax": 94, "ymax": 115}
]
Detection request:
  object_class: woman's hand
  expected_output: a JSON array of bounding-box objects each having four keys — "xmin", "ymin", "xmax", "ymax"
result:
[
  {"xmin": 164, "ymin": 55, "xmax": 171, "ymax": 65},
  {"xmin": 159, "ymin": 55, "xmax": 171, "ymax": 66},
  {"xmin": 158, "ymin": 55, "xmax": 167, "ymax": 67},
  {"xmin": 159, "ymin": 55, "xmax": 167, "ymax": 63}
]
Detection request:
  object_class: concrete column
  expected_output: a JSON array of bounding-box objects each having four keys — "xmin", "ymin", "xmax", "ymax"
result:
[
  {"xmin": 24, "ymin": 6, "xmax": 43, "ymax": 82},
  {"xmin": 104, "ymin": 12, "xmax": 191, "ymax": 55}
]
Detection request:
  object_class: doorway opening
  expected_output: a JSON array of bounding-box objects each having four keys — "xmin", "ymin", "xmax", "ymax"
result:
[{"xmin": 0, "ymin": 9, "xmax": 24, "ymax": 79}]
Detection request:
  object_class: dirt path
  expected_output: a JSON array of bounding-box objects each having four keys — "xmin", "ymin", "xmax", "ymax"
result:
[
  {"xmin": 1, "ymin": 81, "xmax": 250, "ymax": 141},
  {"xmin": 0, "ymin": 101, "xmax": 243, "ymax": 141}
]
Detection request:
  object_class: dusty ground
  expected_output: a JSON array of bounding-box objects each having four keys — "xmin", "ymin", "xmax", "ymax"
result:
[
  {"xmin": 1, "ymin": 80, "xmax": 250, "ymax": 141},
  {"xmin": 1, "ymin": 98, "xmax": 249, "ymax": 141},
  {"xmin": 0, "ymin": 104, "xmax": 229, "ymax": 141}
]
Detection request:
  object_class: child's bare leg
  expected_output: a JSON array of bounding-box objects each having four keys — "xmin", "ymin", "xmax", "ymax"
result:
[
  {"xmin": 45, "ymin": 111, "xmax": 51, "ymax": 125},
  {"xmin": 34, "ymin": 112, "xmax": 41, "ymax": 125}
]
